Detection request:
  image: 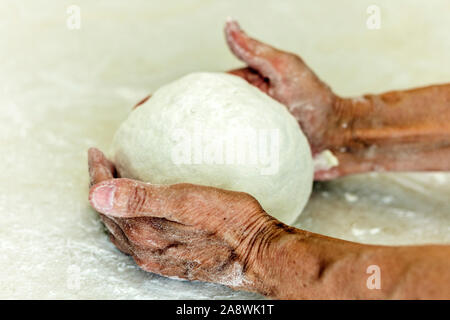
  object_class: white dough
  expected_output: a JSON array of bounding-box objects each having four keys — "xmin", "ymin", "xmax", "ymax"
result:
[
  {"xmin": 111, "ymin": 72, "xmax": 314, "ymax": 224},
  {"xmin": 314, "ymin": 150, "xmax": 339, "ymax": 171}
]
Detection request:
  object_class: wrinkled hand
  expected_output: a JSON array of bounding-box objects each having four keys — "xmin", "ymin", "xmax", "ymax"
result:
[
  {"xmin": 225, "ymin": 20, "xmax": 338, "ymax": 155},
  {"xmin": 225, "ymin": 21, "xmax": 450, "ymax": 180},
  {"xmin": 88, "ymin": 148, "xmax": 285, "ymax": 293},
  {"xmin": 134, "ymin": 21, "xmax": 347, "ymax": 180}
]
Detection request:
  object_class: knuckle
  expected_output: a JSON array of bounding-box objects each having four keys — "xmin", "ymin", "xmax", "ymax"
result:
[
  {"xmin": 237, "ymin": 214, "xmax": 281, "ymax": 272},
  {"xmin": 168, "ymin": 184, "xmax": 202, "ymax": 208},
  {"xmin": 126, "ymin": 183, "xmax": 149, "ymax": 214}
]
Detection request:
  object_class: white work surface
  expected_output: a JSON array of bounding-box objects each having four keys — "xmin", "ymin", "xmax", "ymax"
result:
[{"xmin": 1, "ymin": 0, "xmax": 449, "ymax": 299}]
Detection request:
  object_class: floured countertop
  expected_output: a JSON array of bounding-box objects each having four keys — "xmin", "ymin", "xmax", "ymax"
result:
[{"xmin": 0, "ymin": 0, "xmax": 449, "ymax": 299}]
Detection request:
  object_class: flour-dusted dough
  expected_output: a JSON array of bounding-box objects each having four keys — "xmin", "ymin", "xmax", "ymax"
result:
[{"xmin": 112, "ymin": 72, "xmax": 314, "ymax": 224}]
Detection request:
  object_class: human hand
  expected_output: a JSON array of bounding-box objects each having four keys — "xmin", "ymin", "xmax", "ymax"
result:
[
  {"xmin": 88, "ymin": 147, "xmax": 286, "ymax": 294},
  {"xmin": 225, "ymin": 20, "xmax": 339, "ymax": 155}
]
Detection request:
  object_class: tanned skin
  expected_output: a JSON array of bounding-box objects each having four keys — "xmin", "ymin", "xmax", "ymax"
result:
[{"xmin": 88, "ymin": 20, "xmax": 450, "ymax": 299}]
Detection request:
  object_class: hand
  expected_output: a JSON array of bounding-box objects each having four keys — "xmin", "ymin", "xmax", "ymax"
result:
[
  {"xmin": 224, "ymin": 20, "xmax": 339, "ymax": 154},
  {"xmin": 224, "ymin": 21, "xmax": 450, "ymax": 181},
  {"xmin": 88, "ymin": 148, "xmax": 285, "ymax": 294}
]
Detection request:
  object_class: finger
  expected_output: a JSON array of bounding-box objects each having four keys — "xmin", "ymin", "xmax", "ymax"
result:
[
  {"xmin": 228, "ymin": 67, "xmax": 270, "ymax": 94},
  {"xmin": 89, "ymin": 179, "xmax": 234, "ymax": 228},
  {"xmin": 88, "ymin": 148, "xmax": 116, "ymax": 186},
  {"xmin": 117, "ymin": 217, "xmax": 205, "ymax": 248},
  {"xmin": 168, "ymin": 240, "xmax": 237, "ymax": 275},
  {"xmin": 89, "ymin": 178, "xmax": 176, "ymax": 220},
  {"xmin": 99, "ymin": 214, "xmax": 133, "ymax": 255},
  {"xmin": 225, "ymin": 19, "xmax": 285, "ymax": 85},
  {"xmin": 135, "ymin": 241, "xmax": 240, "ymax": 284},
  {"xmin": 225, "ymin": 19, "xmax": 332, "ymax": 109},
  {"xmin": 133, "ymin": 252, "xmax": 190, "ymax": 280},
  {"xmin": 102, "ymin": 213, "xmax": 197, "ymax": 255},
  {"xmin": 133, "ymin": 94, "xmax": 151, "ymax": 110},
  {"xmin": 109, "ymin": 232, "xmax": 133, "ymax": 255},
  {"xmin": 116, "ymin": 217, "xmax": 178, "ymax": 249}
]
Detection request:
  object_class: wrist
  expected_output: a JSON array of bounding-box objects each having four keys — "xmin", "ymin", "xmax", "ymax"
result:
[
  {"xmin": 233, "ymin": 216, "xmax": 293, "ymax": 296},
  {"xmin": 322, "ymin": 96, "xmax": 370, "ymax": 151},
  {"xmin": 325, "ymin": 92, "xmax": 450, "ymax": 177},
  {"xmin": 250, "ymin": 226, "xmax": 367, "ymax": 299},
  {"xmin": 315, "ymin": 96, "xmax": 380, "ymax": 178},
  {"xmin": 246, "ymin": 224, "xmax": 322, "ymax": 299},
  {"xmin": 264, "ymin": 230, "xmax": 321, "ymax": 299}
]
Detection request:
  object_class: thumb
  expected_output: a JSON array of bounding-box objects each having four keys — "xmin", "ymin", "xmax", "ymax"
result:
[
  {"xmin": 225, "ymin": 19, "xmax": 285, "ymax": 86},
  {"xmin": 224, "ymin": 19, "xmax": 333, "ymax": 108},
  {"xmin": 89, "ymin": 178, "xmax": 171, "ymax": 219}
]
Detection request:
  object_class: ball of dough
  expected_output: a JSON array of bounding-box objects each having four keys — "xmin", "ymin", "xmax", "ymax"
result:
[{"xmin": 111, "ymin": 72, "xmax": 313, "ymax": 224}]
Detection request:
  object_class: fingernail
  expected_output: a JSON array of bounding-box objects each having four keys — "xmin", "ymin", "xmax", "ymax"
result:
[{"xmin": 92, "ymin": 184, "xmax": 115, "ymax": 212}]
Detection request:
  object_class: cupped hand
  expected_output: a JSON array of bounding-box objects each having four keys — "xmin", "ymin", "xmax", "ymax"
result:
[
  {"xmin": 88, "ymin": 148, "xmax": 286, "ymax": 294},
  {"xmin": 224, "ymin": 20, "xmax": 339, "ymax": 155}
]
